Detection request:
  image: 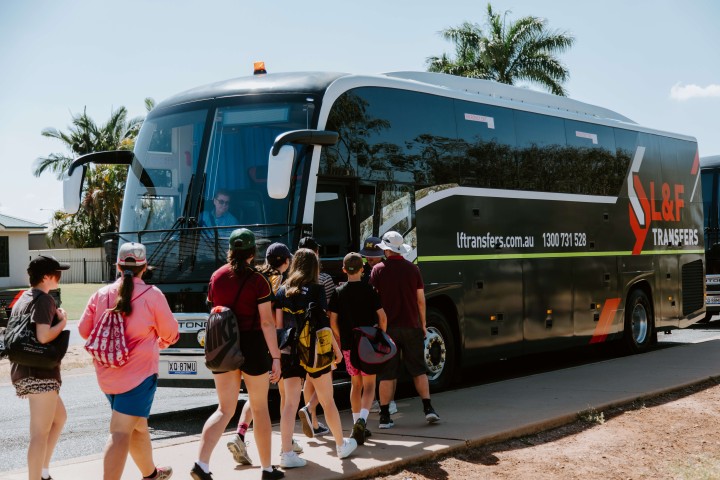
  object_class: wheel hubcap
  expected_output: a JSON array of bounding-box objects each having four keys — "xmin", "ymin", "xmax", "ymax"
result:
[
  {"xmin": 631, "ymin": 303, "xmax": 648, "ymax": 345},
  {"xmin": 424, "ymin": 326, "xmax": 446, "ymax": 381}
]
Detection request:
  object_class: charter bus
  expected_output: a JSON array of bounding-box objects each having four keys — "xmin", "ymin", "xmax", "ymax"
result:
[
  {"xmin": 700, "ymin": 155, "xmax": 720, "ymax": 321},
  {"xmin": 63, "ymin": 69, "xmax": 705, "ymax": 389}
]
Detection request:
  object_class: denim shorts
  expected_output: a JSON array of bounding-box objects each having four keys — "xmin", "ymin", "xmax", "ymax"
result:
[{"xmin": 105, "ymin": 374, "xmax": 158, "ymax": 418}]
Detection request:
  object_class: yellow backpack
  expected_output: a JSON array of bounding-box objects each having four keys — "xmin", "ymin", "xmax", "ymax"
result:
[{"xmin": 297, "ymin": 301, "xmax": 334, "ymax": 373}]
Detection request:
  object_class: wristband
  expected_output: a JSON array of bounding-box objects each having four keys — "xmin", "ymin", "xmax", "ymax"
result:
[{"xmin": 272, "ymin": 357, "xmax": 281, "ymax": 360}]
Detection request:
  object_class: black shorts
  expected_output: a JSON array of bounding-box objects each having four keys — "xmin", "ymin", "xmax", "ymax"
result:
[
  {"xmin": 212, "ymin": 330, "xmax": 271, "ymax": 377},
  {"xmin": 377, "ymin": 327, "xmax": 427, "ymax": 381},
  {"xmin": 281, "ymin": 354, "xmax": 332, "ymax": 379},
  {"xmin": 281, "ymin": 353, "xmax": 306, "ymax": 379}
]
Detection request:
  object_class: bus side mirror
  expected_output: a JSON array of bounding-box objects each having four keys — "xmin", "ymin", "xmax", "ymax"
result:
[
  {"xmin": 267, "ymin": 145, "xmax": 295, "ymax": 199},
  {"xmin": 62, "ymin": 165, "xmax": 85, "ymax": 214}
]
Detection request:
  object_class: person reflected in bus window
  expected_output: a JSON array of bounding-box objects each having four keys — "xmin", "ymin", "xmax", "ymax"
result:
[
  {"xmin": 370, "ymin": 231, "xmax": 440, "ymax": 429},
  {"xmin": 200, "ymin": 189, "xmax": 239, "ymax": 228},
  {"xmin": 359, "ymin": 236, "xmax": 384, "ymax": 284}
]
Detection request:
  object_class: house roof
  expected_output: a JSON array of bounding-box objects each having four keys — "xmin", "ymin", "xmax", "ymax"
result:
[{"xmin": 0, "ymin": 213, "xmax": 46, "ymax": 231}]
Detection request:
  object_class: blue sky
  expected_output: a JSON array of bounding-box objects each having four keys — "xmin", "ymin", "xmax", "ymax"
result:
[{"xmin": 1, "ymin": 0, "xmax": 718, "ymax": 224}]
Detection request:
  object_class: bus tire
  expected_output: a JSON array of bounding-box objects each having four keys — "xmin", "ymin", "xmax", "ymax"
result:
[
  {"xmin": 623, "ymin": 289, "xmax": 656, "ymax": 354},
  {"xmin": 424, "ymin": 307, "xmax": 455, "ymax": 392}
]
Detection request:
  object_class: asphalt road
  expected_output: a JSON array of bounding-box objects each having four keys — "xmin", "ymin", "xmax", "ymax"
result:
[{"xmin": 2, "ymin": 319, "xmax": 720, "ymax": 473}]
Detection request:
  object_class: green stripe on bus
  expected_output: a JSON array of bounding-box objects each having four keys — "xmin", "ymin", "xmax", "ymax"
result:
[{"xmin": 418, "ymin": 249, "xmax": 704, "ymax": 262}]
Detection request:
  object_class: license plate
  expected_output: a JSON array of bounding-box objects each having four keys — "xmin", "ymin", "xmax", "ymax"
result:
[
  {"xmin": 168, "ymin": 361, "xmax": 197, "ymax": 375},
  {"xmin": 707, "ymin": 296, "xmax": 720, "ymax": 305}
]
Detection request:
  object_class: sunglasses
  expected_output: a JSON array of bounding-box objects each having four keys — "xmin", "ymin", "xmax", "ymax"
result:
[{"xmin": 215, "ymin": 198, "xmax": 230, "ymax": 205}]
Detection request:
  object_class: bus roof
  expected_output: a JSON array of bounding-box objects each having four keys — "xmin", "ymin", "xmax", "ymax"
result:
[
  {"xmin": 701, "ymin": 155, "xmax": 720, "ymax": 169},
  {"xmin": 155, "ymin": 72, "xmax": 348, "ymax": 109},
  {"xmin": 153, "ymin": 71, "xmax": 696, "ymax": 143}
]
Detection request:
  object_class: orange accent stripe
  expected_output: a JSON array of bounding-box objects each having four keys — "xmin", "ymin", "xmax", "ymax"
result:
[
  {"xmin": 8, "ymin": 290, "xmax": 25, "ymax": 308},
  {"xmin": 691, "ymin": 149, "xmax": 700, "ymax": 175},
  {"xmin": 589, "ymin": 297, "xmax": 622, "ymax": 344}
]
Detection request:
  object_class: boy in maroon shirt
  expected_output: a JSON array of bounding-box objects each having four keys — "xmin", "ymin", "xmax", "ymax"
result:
[{"xmin": 370, "ymin": 231, "xmax": 440, "ymax": 428}]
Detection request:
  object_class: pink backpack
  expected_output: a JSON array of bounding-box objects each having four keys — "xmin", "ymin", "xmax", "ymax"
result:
[{"xmin": 85, "ymin": 287, "xmax": 152, "ymax": 368}]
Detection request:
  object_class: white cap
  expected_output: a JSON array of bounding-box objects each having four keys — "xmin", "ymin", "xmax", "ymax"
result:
[
  {"xmin": 377, "ymin": 231, "xmax": 411, "ymax": 255},
  {"xmin": 117, "ymin": 242, "xmax": 147, "ymax": 266}
]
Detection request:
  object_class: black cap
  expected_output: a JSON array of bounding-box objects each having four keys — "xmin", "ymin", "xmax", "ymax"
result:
[
  {"xmin": 28, "ymin": 255, "xmax": 70, "ymax": 277},
  {"xmin": 298, "ymin": 236, "xmax": 320, "ymax": 251}
]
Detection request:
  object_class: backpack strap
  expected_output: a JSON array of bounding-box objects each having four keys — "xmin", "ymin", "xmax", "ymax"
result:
[{"xmin": 216, "ymin": 268, "xmax": 251, "ymax": 313}]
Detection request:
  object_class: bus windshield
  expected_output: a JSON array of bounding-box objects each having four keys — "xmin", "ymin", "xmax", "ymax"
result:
[
  {"xmin": 120, "ymin": 109, "xmax": 207, "ymax": 233},
  {"xmin": 120, "ymin": 101, "xmax": 314, "ymax": 234},
  {"xmin": 116, "ymin": 101, "xmax": 314, "ymax": 281}
]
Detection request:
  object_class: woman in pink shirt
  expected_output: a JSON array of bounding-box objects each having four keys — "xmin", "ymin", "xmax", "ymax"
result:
[{"xmin": 78, "ymin": 242, "xmax": 179, "ymax": 480}]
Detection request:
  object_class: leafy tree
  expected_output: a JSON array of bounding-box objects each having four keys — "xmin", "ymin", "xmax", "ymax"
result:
[
  {"xmin": 35, "ymin": 100, "xmax": 154, "ymax": 247},
  {"xmin": 427, "ymin": 3, "xmax": 575, "ymax": 96}
]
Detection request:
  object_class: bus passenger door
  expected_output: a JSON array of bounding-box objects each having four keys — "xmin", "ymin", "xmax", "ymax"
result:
[{"xmin": 312, "ymin": 179, "xmax": 359, "ymax": 278}]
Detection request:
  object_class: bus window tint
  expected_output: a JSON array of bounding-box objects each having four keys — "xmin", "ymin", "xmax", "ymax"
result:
[
  {"xmin": 120, "ymin": 109, "xmax": 208, "ymax": 234},
  {"xmin": 321, "ymin": 87, "xmax": 457, "ymax": 186},
  {"xmin": 314, "ymin": 190, "xmax": 350, "ymax": 256},
  {"xmin": 379, "ymin": 184, "xmax": 414, "ymax": 238},
  {"xmin": 202, "ymin": 103, "xmax": 309, "ymax": 226},
  {"xmin": 357, "ymin": 185, "xmax": 376, "ymax": 250},
  {"xmin": 563, "ymin": 120, "xmax": 620, "ymax": 195},
  {"xmin": 514, "ymin": 111, "xmax": 567, "ymax": 192},
  {"xmin": 455, "ymin": 100, "xmax": 516, "ymax": 189}
]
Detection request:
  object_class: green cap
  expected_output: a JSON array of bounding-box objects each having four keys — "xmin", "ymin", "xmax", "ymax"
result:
[{"xmin": 229, "ymin": 228, "xmax": 255, "ymax": 250}]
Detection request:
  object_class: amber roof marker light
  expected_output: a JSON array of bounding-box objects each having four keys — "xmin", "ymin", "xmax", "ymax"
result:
[{"xmin": 253, "ymin": 61, "xmax": 267, "ymax": 75}]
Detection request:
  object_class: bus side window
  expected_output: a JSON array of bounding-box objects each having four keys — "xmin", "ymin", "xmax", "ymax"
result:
[{"xmin": 314, "ymin": 190, "xmax": 351, "ymax": 256}]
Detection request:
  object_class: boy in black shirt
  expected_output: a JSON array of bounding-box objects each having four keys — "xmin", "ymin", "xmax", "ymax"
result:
[{"xmin": 329, "ymin": 253, "xmax": 387, "ymax": 445}]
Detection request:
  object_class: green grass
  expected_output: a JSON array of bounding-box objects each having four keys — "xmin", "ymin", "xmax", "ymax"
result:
[{"xmin": 57, "ymin": 283, "xmax": 104, "ymax": 321}]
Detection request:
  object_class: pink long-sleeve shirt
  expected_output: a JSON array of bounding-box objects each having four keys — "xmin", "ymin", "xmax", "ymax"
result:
[{"xmin": 78, "ymin": 277, "xmax": 179, "ymax": 394}]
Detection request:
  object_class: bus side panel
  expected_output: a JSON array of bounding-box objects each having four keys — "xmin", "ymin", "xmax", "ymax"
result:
[
  {"xmin": 572, "ymin": 256, "xmax": 619, "ymax": 339},
  {"xmin": 461, "ymin": 259, "xmax": 524, "ymax": 360},
  {"xmin": 522, "ymin": 258, "xmax": 574, "ymax": 351}
]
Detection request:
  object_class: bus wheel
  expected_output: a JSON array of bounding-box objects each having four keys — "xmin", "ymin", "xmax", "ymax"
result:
[
  {"xmin": 425, "ymin": 308, "xmax": 455, "ymax": 392},
  {"xmin": 623, "ymin": 289, "xmax": 656, "ymax": 354}
]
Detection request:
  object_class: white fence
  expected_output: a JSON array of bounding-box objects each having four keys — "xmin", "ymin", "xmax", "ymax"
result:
[{"xmin": 29, "ymin": 248, "xmax": 108, "ymax": 284}]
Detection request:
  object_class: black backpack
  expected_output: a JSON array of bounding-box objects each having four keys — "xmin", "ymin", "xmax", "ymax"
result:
[{"xmin": 204, "ymin": 274, "xmax": 249, "ymax": 372}]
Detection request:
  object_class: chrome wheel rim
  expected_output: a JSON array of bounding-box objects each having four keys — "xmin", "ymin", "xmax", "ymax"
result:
[
  {"xmin": 631, "ymin": 302, "xmax": 648, "ymax": 345},
  {"xmin": 424, "ymin": 326, "xmax": 446, "ymax": 381}
]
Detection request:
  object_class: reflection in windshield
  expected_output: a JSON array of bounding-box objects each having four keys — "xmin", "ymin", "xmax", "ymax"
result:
[
  {"xmin": 200, "ymin": 102, "xmax": 312, "ymax": 228},
  {"xmin": 120, "ymin": 109, "xmax": 208, "ymax": 235},
  {"xmin": 116, "ymin": 101, "xmax": 315, "ymax": 283}
]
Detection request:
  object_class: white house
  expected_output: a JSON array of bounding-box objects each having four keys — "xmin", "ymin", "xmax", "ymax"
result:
[{"xmin": 0, "ymin": 213, "xmax": 46, "ymax": 288}]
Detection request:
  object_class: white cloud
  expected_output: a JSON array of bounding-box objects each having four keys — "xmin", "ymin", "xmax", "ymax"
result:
[{"xmin": 670, "ymin": 82, "xmax": 720, "ymax": 100}]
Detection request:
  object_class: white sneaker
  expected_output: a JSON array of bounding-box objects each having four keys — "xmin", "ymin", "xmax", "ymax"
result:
[
  {"xmin": 226, "ymin": 434, "xmax": 252, "ymax": 465},
  {"xmin": 371, "ymin": 400, "xmax": 397, "ymax": 414},
  {"xmin": 292, "ymin": 438, "xmax": 304, "ymax": 454},
  {"xmin": 280, "ymin": 451, "xmax": 306, "ymax": 468},
  {"xmin": 336, "ymin": 438, "xmax": 358, "ymax": 459}
]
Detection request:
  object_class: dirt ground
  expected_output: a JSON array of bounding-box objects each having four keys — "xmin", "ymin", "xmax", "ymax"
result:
[{"xmin": 374, "ymin": 379, "xmax": 720, "ymax": 480}]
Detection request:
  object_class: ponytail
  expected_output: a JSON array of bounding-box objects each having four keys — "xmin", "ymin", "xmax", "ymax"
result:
[{"xmin": 113, "ymin": 265, "xmax": 144, "ymax": 315}]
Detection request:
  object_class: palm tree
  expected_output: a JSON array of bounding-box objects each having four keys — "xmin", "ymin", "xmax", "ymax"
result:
[
  {"xmin": 427, "ymin": 3, "xmax": 575, "ymax": 96},
  {"xmin": 35, "ymin": 100, "xmax": 154, "ymax": 247},
  {"xmin": 34, "ymin": 106, "xmax": 145, "ymax": 179}
]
